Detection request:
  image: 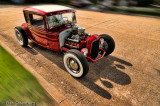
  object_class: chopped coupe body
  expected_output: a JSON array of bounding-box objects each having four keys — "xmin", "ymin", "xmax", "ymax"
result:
[{"xmin": 14, "ymin": 5, "xmax": 115, "ymax": 78}]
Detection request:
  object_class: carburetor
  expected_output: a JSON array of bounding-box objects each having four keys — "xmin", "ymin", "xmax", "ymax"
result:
[{"xmin": 71, "ymin": 25, "xmax": 86, "ymax": 40}]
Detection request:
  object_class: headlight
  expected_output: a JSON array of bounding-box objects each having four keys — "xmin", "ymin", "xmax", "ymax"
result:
[{"xmin": 81, "ymin": 48, "xmax": 88, "ymax": 57}]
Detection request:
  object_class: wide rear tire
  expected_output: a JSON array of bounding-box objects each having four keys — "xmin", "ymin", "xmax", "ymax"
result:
[
  {"xmin": 63, "ymin": 49, "xmax": 89, "ymax": 78},
  {"xmin": 14, "ymin": 26, "xmax": 28, "ymax": 47}
]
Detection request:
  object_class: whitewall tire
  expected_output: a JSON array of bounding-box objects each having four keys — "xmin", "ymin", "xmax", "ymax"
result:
[{"xmin": 63, "ymin": 49, "xmax": 89, "ymax": 78}]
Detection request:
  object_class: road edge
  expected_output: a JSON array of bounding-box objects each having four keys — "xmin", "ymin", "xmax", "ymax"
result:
[{"xmin": 0, "ymin": 41, "xmax": 74, "ymax": 106}]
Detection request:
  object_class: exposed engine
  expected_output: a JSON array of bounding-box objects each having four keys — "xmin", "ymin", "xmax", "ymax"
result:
[
  {"xmin": 71, "ymin": 25, "xmax": 85, "ymax": 40},
  {"xmin": 65, "ymin": 25, "xmax": 87, "ymax": 48}
]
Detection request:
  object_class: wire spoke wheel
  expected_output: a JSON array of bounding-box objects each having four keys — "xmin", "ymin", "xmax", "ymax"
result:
[
  {"xmin": 14, "ymin": 26, "xmax": 28, "ymax": 47},
  {"xmin": 100, "ymin": 34, "xmax": 115, "ymax": 56},
  {"xmin": 15, "ymin": 29, "xmax": 23, "ymax": 44},
  {"xmin": 100, "ymin": 38, "xmax": 109, "ymax": 51}
]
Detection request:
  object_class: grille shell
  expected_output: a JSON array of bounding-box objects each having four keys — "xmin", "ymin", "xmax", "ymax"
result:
[{"xmin": 90, "ymin": 39, "xmax": 100, "ymax": 59}]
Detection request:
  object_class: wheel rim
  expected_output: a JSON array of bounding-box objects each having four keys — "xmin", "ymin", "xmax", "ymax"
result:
[
  {"xmin": 67, "ymin": 58, "xmax": 80, "ymax": 74},
  {"xmin": 64, "ymin": 53, "xmax": 84, "ymax": 78},
  {"xmin": 15, "ymin": 29, "xmax": 23, "ymax": 45},
  {"xmin": 100, "ymin": 38, "xmax": 109, "ymax": 51}
]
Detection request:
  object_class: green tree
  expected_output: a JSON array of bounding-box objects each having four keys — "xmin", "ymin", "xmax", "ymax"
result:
[
  {"xmin": 112, "ymin": 0, "xmax": 119, "ymax": 6},
  {"xmin": 154, "ymin": 0, "xmax": 160, "ymax": 5},
  {"xmin": 89, "ymin": 0, "xmax": 104, "ymax": 5},
  {"xmin": 58, "ymin": 0, "xmax": 71, "ymax": 4},
  {"xmin": 136, "ymin": 0, "xmax": 154, "ymax": 6}
]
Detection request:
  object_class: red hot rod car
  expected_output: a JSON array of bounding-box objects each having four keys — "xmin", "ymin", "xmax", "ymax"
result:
[{"xmin": 14, "ymin": 5, "xmax": 115, "ymax": 78}]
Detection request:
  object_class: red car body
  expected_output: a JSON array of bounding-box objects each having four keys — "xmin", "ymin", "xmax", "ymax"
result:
[
  {"xmin": 21, "ymin": 5, "xmax": 105, "ymax": 62},
  {"xmin": 22, "ymin": 6, "xmax": 75, "ymax": 52},
  {"xmin": 15, "ymin": 5, "xmax": 115, "ymax": 78}
]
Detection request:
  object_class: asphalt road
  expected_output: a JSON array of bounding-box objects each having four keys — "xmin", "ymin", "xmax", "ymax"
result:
[{"xmin": 0, "ymin": 5, "xmax": 160, "ymax": 105}]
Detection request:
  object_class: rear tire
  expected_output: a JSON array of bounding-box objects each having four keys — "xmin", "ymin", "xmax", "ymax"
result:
[
  {"xmin": 14, "ymin": 26, "xmax": 28, "ymax": 47},
  {"xmin": 63, "ymin": 49, "xmax": 89, "ymax": 78},
  {"xmin": 100, "ymin": 34, "xmax": 115, "ymax": 56}
]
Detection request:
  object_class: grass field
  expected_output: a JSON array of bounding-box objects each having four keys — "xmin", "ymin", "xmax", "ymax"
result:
[{"xmin": 0, "ymin": 46, "xmax": 53, "ymax": 106}]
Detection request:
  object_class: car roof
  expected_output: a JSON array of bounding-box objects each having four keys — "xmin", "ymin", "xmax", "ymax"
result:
[{"xmin": 23, "ymin": 5, "xmax": 75, "ymax": 16}]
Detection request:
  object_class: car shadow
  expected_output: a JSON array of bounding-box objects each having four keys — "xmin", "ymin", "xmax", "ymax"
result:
[
  {"xmin": 26, "ymin": 42, "xmax": 132, "ymax": 99},
  {"xmin": 88, "ymin": 56, "xmax": 132, "ymax": 85},
  {"xmin": 23, "ymin": 46, "xmax": 38, "ymax": 55}
]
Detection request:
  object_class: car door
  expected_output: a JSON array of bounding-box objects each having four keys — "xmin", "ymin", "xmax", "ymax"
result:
[
  {"xmin": 28, "ymin": 13, "xmax": 48, "ymax": 46},
  {"xmin": 45, "ymin": 15, "xmax": 62, "ymax": 52}
]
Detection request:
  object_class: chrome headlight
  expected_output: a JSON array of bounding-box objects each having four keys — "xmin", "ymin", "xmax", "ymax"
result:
[{"xmin": 81, "ymin": 48, "xmax": 88, "ymax": 57}]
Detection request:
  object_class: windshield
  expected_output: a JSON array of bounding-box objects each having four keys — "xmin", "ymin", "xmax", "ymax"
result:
[{"xmin": 46, "ymin": 12, "xmax": 75, "ymax": 29}]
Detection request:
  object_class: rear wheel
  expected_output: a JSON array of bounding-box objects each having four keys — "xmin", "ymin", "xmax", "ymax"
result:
[
  {"xmin": 100, "ymin": 34, "xmax": 115, "ymax": 56},
  {"xmin": 14, "ymin": 26, "xmax": 28, "ymax": 47},
  {"xmin": 63, "ymin": 49, "xmax": 89, "ymax": 78}
]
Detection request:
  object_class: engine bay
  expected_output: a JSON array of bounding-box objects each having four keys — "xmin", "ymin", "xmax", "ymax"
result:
[{"xmin": 65, "ymin": 25, "xmax": 88, "ymax": 49}]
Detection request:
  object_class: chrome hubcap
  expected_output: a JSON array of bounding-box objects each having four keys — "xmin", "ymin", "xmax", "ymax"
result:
[
  {"xmin": 67, "ymin": 58, "xmax": 80, "ymax": 74},
  {"xmin": 70, "ymin": 60, "xmax": 78, "ymax": 70}
]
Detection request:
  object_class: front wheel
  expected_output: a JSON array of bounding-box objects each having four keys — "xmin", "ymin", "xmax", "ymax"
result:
[
  {"xmin": 100, "ymin": 34, "xmax": 115, "ymax": 56},
  {"xmin": 63, "ymin": 49, "xmax": 89, "ymax": 78}
]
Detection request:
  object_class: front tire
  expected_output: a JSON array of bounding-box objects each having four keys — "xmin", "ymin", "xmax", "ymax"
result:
[
  {"xmin": 63, "ymin": 49, "xmax": 89, "ymax": 78},
  {"xmin": 14, "ymin": 26, "xmax": 28, "ymax": 47},
  {"xmin": 100, "ymin": 34, "xmax": 115, "ymax": 56}
]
